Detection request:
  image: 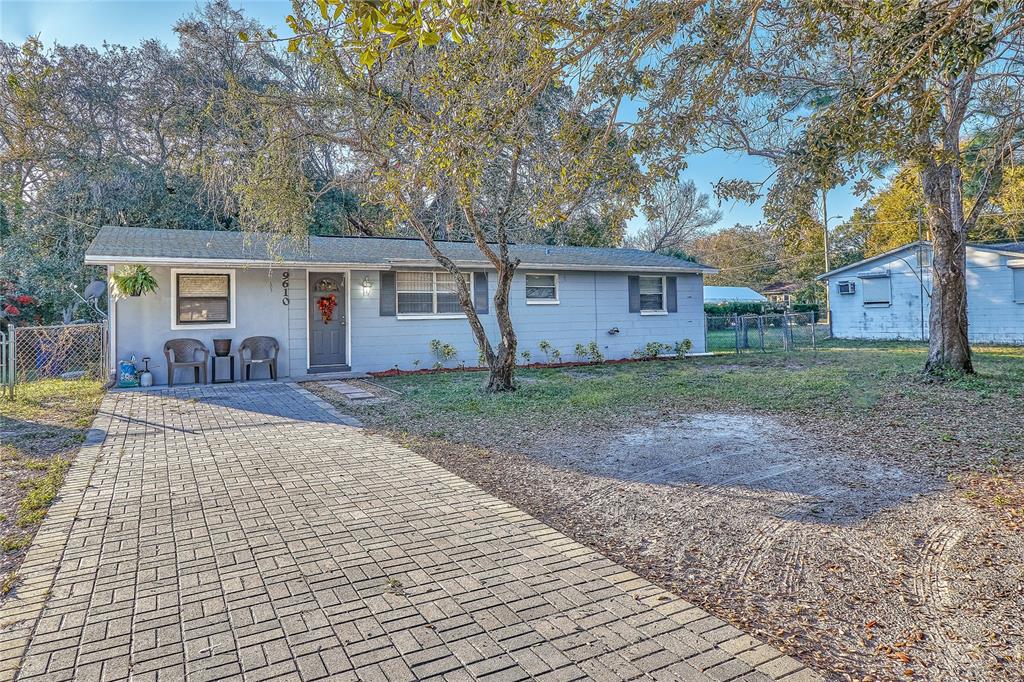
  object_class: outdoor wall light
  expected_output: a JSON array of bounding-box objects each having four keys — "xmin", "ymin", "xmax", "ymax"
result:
[
  {"xmin": 361, "ymin": 276, "xmax": 373, "ymax": 297},
  {"xmin": 607, "ymin": 327, "xmax": 620, "ymax": 335}
]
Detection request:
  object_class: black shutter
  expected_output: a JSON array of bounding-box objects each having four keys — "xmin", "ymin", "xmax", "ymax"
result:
[
  {"xmin": 666, "ymin": 276, "xmax": 678, "ymax": 313},
  {"xmin": 379, "ymin": 272, "xmax": 396, "ymax": 316},
  {"xmin": 473, "ymin": 272, "xmax": 489, "ymax": 314},
  {"xmin": 628, "ymin": 276, "xmax": 640, "ymax": 313}
]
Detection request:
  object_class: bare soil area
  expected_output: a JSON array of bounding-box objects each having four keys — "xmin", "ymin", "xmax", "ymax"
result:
[{"xmin": 384, "ymin": 416, "xmax": 1023, "ymax": 682}]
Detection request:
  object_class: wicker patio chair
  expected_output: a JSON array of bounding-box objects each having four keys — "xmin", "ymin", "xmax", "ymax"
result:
[
  {"xmin": 238, "ymin": 336, "xmax": 279, "ymax": 381},
  {"xmin": 164, "ymin": 338, "xmax": 209, "ymax": 386}
]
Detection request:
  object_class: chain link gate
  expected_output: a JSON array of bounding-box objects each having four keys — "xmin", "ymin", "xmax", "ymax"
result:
[
  {"xmin": 0, "ymin": 323, "xmax": 108, "ymax": 398},
  {"xmin": 705, "ymin": 312, "xmax": 830, "ymax": 354}
]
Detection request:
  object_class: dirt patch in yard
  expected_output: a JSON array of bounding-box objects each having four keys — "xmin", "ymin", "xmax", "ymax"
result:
[{"xmin": 383, "ymin": 415, "xmax": 1023, "ymax": 682}]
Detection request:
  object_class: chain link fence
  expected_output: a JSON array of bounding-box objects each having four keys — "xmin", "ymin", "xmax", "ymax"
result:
[
  {"xmin": 0, "ymin": 323, "xmax": 108, "ymax": 397},
  {"xmin": 705, "ymin": 312, "xmax": 830, "ymax": 354}
]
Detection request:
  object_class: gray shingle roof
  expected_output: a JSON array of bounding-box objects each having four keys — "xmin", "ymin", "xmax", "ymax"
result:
[
  {"xmin": 84, "ymin": 226, "xmax": 716, "ymax": 273},
  {"xmin": 973, "ymin": 241, "xmax": 1024, "ymax": 254}
]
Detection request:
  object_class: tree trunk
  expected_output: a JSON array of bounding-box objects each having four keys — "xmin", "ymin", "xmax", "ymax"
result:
[
  {"xmin": 920, "ymin": 162, "xmax": 973, "ymax": 375},
  {"xmin": 485, "ymin": 262, "xmax": 518, "ymax": 392}
]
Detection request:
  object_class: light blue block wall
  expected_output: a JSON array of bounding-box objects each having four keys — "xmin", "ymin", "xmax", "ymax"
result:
[
  {"xmin": 114, "ymin": 266, "xmax": 708, "ymax": 379},
  {"xmin": 965, "ymin": 249, "xmax": 1024, "ymax": 344},
  {"xmin": 828, "ymin": 246, "xmax": 1024, "ymax": 344},
  {"xmin": 347, "ymin": 269, "xmax": 707, "ymax": 373},
  {"xmin": 113, "ymin": 265, "xmax": 293, "ymax": 385},
  {"xmin": 828, "ymin": 249, "xmax": 930, "ymax": 341}
]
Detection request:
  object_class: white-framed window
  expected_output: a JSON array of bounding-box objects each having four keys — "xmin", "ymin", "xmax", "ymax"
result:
[
  {"xmin": 1012, "ymin": 265, "xmax": 1024, "ymax": 303},
  {"xmin": 639, "ymin": 275, "xmax": 666, "ymax": 314},
  {"xmin": 171, "ymin": 269, "xmax": 236, "ymax": 330},
  {"xmin": 525, "ymin": 273, "xmax": 558, "ymax": 304},
  {"xmin": 860, "ymin": 275, "xmax": 891, "ymax": 305},
  {"xmin": 396, "ymin": 271, "xmax": 470, "ymax": 317}
]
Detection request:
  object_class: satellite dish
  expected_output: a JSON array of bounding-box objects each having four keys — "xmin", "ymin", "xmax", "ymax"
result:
[{"xmin": 82, "ymin": 280, "xmax": 106, "ymax": 301}]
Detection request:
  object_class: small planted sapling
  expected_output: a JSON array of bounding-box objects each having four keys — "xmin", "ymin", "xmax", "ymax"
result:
[
  {"xmin": 429, "ymin": 339, "xmax": 457, "ymax": 369},
  {"xmin": 538, "ymin": 340, "xmax": 553, "ymax": 364},
  {"xmin": 674, "ymin": 339, "xmax": 693, "ymax": 358}
]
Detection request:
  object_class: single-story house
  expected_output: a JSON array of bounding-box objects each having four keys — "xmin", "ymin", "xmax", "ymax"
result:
[
  {"xmin": 817, "ymin": 240, "xmax": 1024, "ymax": 344},
  {"xmin": 85, "ymin": 226, "xmax": 717, "ymax": 383},
  {"xmin": 703, "ymin": 286, "xmax": 767, "ymax": 305},
  {"xmin": 760, "ymin": 281, "xmax": 802, "ymax": 307}
]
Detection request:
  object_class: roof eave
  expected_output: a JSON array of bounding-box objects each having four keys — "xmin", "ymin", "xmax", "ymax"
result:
[
  {"xmin": 86, "ymin": 253, "xmax": 717, "ymax": 274},
  {"xmin": 816, "ymin": 241, "xmax": 928, "ymax": 281}
]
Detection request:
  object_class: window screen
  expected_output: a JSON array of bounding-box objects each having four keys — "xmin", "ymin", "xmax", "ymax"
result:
[
  {"xmin": 396, "ymin": 272, "xmax": 469, "ymax": 315},
  {"xmin": 639, "ymin": 276, "xmax": 664, "ymax": 311},
  {"xmin": 526, "ymin": 274, "xmax": 557, "ymax": 301},
  {"xmin": 860, "ymin": 276, "xmax": 891, "ymax": 305},
  {"xmin": 1013, "ymin": 267, "xmax": 1024, "ymax": 303},
  {"xmin": 176, "ymin": 274, "xmax": 230, "ymax": 324}
]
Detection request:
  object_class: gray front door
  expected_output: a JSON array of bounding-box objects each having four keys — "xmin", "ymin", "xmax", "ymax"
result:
[{"xmin": 309, "ymin": 273, "xmax": 347, "ymax": 367}]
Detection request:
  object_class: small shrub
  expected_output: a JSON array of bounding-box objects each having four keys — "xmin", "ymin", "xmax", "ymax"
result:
[
  {"xmin": 587, "ymin": 341, "xmax": 604, "ymax": 363},
  {"xmin": 633, "ymin": 342, "xmax": 669, "ymax": 359},
  {"xmin": 574, "ymin": 343, "xmax": 588, "ymax": 361},
  {"xmin": 674, "ymin": 339, "xmax": 693, "ymax": 358},
  {"xmin": 550, "ymin": 348, "xmax": 562, "ymax": 362},
  {"xmin": 520, "ymin": 350, "xmax": 532, "ymax": 364},
  {"xmin": 538, "ymin": 340, "xmax": 553, "ymax": 363},
  {"xmin": 428, "ymin": 339, "xmax": 458, "ymax": 368}
]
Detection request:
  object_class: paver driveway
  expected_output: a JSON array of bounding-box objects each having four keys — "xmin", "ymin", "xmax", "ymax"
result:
[{"xmin": 1, "ymin": 384, "xmax": 818, "ymax": 682}]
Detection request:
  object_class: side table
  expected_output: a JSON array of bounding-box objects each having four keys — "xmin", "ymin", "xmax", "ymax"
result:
[{"xmin": 212, "ymin": 355, "xmax": 235, "ymax": 383}]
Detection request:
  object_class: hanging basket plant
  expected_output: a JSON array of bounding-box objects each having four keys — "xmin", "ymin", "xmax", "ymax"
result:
[
  {"xmin": 317, "ymin": 293, "xmax": 337, "ymax": 324},
  {"xmin": 111, "ymin": 265, "xmax": 159, "ymax": 298}
]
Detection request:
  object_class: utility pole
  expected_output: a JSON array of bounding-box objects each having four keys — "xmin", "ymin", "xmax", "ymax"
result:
[
  {"xmin": 918, "ymin": 207, "xmax": 927, "ymax": 341},
  {"xmin": 821, "ymin": 186, "xmax": 831, "ymax": 326}
]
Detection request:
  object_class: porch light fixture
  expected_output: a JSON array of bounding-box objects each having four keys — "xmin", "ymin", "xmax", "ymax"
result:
[{"xmin": 361, "ymin": 276, "xmax": 373, "ymax": 297}]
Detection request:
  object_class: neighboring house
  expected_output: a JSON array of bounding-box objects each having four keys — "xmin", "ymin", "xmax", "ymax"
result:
[
  {"xmin": 761, "ymin": 281, "xmax": 801, "ymax": 307},
  {"xmin": 703, "ymin": 286, "xmax": 767, "ymax": 305},
  {"xmin": 818, "ymin": 240, "xmax": 1024, "ymax": 344},
  {"xmin": 85, "ymin": 226, "xmax": 716, "ymax": 383}
]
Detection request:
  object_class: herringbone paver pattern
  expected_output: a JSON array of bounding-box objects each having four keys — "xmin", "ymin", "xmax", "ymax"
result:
[{"xmin": 3, "ymin": 384, "xmax": 819, "ymax": 681}]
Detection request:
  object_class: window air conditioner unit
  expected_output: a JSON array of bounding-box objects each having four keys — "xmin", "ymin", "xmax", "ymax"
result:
[{"xmin": 838, "ymin": 281, "xmax": 855, "ymax": 295}]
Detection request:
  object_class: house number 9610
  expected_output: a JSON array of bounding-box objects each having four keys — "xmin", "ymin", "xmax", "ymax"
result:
[{"xmin": 281, "ymin": 270, "xmax": 290, "ymax": 306}]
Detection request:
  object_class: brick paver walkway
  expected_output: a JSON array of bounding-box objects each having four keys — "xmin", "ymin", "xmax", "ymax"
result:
[{"xmin": 1, "ymin": 384, "xmax": 819, "ymax": 682}]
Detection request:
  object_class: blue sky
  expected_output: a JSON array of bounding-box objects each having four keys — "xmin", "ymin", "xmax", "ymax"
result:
[{"xmin": 0, "ymin": 0, "xmax": 862, "ymax": 235}]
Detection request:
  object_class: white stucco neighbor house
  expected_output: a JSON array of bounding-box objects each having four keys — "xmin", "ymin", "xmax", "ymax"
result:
[
  {"xmin": 703, "ymin": 286, "xmax": 767, "ymax": 305},
  {"xmin": 817, "ymin": 240, "xmax": 1024, "ymax": 344},
  {"xmin": 85, "ymin": 226, "xmax": 716, "ymax": 384}
]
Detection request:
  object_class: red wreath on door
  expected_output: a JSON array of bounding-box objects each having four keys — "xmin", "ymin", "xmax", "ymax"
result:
[{"xmin": 317, "ymin": 294, "xmax": 337, "ymax": 324}]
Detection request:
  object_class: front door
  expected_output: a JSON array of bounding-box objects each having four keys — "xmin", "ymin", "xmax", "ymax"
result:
[{"xmin": 309, "ymin": 273, "xmax": 347, "ymax": 368}]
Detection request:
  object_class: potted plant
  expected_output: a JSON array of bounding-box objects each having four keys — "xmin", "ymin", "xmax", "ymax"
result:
[{"xmin": 111, "ymin": 265, "xmax": 159, "ymax": 298}]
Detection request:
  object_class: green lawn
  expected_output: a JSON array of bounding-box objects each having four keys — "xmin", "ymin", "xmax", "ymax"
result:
[
  {"xmin": 0, "ymin": 379, "xmax": 104, "ymax": 598},
  {"xmin": 356, "ymin": 340, "xmax": 1024, "ymax": 440}
]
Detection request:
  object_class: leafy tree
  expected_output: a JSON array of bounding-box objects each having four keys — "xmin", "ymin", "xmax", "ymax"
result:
[{"xmin": 232, "ymin": 0, "xmax": 666, "ymax": 391}]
